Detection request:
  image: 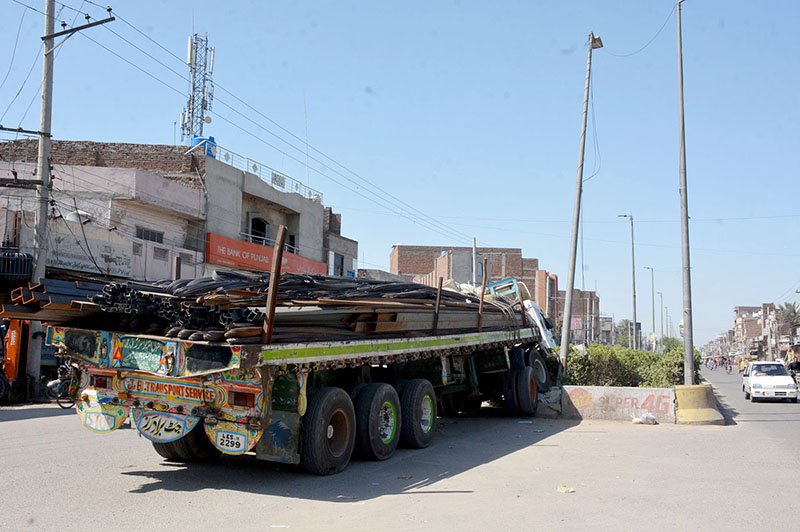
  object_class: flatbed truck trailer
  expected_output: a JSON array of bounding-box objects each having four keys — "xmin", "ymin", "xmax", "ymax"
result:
[{"xmin": 47, "ymin": 282, "xmax": 555, "ymax": 475}]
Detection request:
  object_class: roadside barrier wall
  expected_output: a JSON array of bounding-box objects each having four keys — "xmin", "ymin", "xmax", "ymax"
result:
[{"xmin": 560, "ymin": 385, "xmax": 676, "ymax": 423}]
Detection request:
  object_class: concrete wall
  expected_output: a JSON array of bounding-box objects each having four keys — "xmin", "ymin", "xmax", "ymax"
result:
[
  {"xmin": 561, "ymin": 386, "xmax": 676, "ymax": 423},
  {"xmin": 0, "ymin": 139, "xmax": 203, "ymax": 175},
  {"xmin": 205, "ymin": 157, "xmax": 324, "ymax": 262},
  {"xmin": 325, "ymin": 233, "xmax": 358, "ymax": 276}
]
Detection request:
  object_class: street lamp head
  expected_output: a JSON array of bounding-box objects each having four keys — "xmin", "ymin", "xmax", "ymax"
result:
[{"xmin": 591, "ymin": 35, "xmax": 603, "ymax": 49}]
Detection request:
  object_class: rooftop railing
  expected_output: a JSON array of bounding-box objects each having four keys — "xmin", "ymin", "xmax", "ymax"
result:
[{"xmin": 193, "ymin": 141, "xmax": 323, "ymax": 203}]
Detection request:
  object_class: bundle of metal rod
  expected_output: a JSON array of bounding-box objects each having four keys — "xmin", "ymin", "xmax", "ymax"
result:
[{"xmin": 2, "ymin": 272, "xmax": 524, "ymax": 344}]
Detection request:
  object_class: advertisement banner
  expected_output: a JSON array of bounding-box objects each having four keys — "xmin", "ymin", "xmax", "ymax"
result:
[{"xmin": 205, "ymin": 232, "xmax": 326, "ymax": 274}]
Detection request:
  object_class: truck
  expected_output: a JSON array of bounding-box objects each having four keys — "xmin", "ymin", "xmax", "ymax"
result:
[{"xmin": 44, "ymin": 274, "xmax": 557, "ymax": 475}]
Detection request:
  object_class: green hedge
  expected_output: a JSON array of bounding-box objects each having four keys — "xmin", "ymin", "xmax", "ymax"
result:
[{"xmin": 562, "ymin": 341, "xmax": 701, "ymax": 387}]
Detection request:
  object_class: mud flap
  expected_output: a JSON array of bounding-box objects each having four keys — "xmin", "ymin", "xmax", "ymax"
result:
[
  {"xmin": 254, "ymin": 410, "xmax": 301, "ymax": 464},
  {"xmin": 132, "ymin": 409, "xmax": 200, "ymax": 443}
]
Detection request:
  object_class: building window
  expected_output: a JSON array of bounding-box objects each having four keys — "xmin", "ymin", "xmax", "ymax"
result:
[
  {"xmin": 179, "ymin": 252, "xmax": 192, "ymax": 265},
  {"xmin": 333, "ymin": 253, "xmax": 344, "ymax": 276},
  {"xmin": 136, "ymin": 226, "xmax": 164, "ymax": 244},
  {"xmin": 286, "ymin": 234, "xmax": 297, "ymax": 254},
  {"xmin": 132, "ymin": 242, "xmax": 142, "ymax": 256},
  {"xmin": 153, "ymin": 247, "xmax": 168, "ymax": 261},
  {"xmin": 250, "ymin": 217, "xmax": 268, "ymax": 246}
]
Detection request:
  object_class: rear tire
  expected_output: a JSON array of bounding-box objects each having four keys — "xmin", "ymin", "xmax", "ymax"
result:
[
  {"xmin": 515, "ymin": 366, "xmax": 538, "ymax": 416},
  {"xmin": 55, "ymin": 380, "xmax": 74, "ymax": 409},
  {"xmin": 399, "ymin": 379, "xmax": 436, "ymax": 449},
  {"xmin": 503, "ymin": 372, "xmax": 519, "ymax": 415},
  {"xmin": 173, "ymin": 423, "xmax": 221, "ymax": 461},
  {"xmin": 355, "ymin": 383, "xmax": 401, "ymax": 461},
  {"xmin": 527, "ymin": 349, "xmax": 551, "ymax": 393},
  {"xmin": 300, "ymin": 387, "xmax": 356, "ymax": 475},
  {"xmin": 152, "ymin": 441, "xmax": 182, "ymax": 460}
]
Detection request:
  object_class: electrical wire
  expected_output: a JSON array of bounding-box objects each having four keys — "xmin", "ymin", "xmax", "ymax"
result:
[
  {"xmin": 16, "ymin": 2, "xmax": 88, "ymax": 127},
  {"xmin": 0, "ymin": 9, "xmax": 27, "ymax": 91},
  {"xmin": 71, "ymin": 2, "xmax": 484, "ymax": 246},
  {"xmin": 604, "ymin": 4, "xmax": 677, "ymax": 58}
]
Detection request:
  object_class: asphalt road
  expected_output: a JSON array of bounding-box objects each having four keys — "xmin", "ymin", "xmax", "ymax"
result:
[{"xmin": 1, "ymin": 372, "xmax": 798, "ymax": 532}]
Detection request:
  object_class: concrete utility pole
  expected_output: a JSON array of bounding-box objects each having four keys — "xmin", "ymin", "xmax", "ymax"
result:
[
  {"xmin": 27, "ymin": 2, "xmax": 115, "ymax": 394},
  {"xmin": 472, "ymin": 237, "xmax": 477, "ymax": 285},
  {"xmin": 645, "ymin": 266, "xmax": 655, "ymax": 351},
  {"xmin": 677, "ymin": 0, "xmax": 696, "ymax": 384},
  {"xmin": 618, "ymin": 213, "xmax": 637, "ymax": 349},
  {"xmin": 559, "ymin": 32, "xmax": 602, "ymax": 374},
  {"xmin": 27, "ymin": 0, "xmax": 57, "ymax": 391},
  {"xmin": 658, "ymin": 291, "xmax": 664, "ymax": 351}
]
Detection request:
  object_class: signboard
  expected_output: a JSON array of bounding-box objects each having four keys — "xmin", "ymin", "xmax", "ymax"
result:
[{"xmin": 205, "ymin": 232, "xmax": 326, "ymax": 274}]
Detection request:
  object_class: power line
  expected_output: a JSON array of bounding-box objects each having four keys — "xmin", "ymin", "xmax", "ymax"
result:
[
  {"xmin": 70, "ymin": 3, "xmax": 483, "ymax": 246},
  {"xmin": 604, "ymin": 4, "xmax": 676, "ymax": 58},
  {"xmin": 0, "ymin": 9, "xmax": 27, "ymax": 91}
]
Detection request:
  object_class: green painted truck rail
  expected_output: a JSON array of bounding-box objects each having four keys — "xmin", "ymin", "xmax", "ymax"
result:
[{"xmin": 48, "ymin": 325, "xmax": 540, "ymax": 377}]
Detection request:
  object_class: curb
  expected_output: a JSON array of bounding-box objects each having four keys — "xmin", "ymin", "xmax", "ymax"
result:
[{"xmin": 674, "ymin": 384, "xmax": 725, "ymax": 425}]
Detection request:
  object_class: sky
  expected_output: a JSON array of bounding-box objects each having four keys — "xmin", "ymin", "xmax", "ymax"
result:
[{"xmin": 1, "ymin": 0, "xmax": 798, "ymax": 347}]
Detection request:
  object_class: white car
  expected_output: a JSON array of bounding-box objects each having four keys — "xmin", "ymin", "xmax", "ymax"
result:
[{"xmin": 742, "ymin": 361, "xmax": 798, "ymax": 403}]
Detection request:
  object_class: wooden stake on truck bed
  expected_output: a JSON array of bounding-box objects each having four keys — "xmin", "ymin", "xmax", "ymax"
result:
[
  {"xmin": 262, "ymin": 225, "xmax": 288, "ymax": 344},
  {"xmin": 432, "ymin": 276, "xmax": 443, "ymax": 334},
  {"xmin": 478, "ymin": 257, "xmax": 488, "ymax": 331}
]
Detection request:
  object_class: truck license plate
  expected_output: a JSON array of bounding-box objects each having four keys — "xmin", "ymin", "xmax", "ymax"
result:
[{"xmin": 216, "ymin": 431, "xmax": 246, "ymax": 451}]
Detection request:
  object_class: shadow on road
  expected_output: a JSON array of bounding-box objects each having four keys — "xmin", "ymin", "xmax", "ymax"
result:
[
  {"xmin": 0, "ymin": 404, "xmax": 74, "ymax": 422},
  {"xmin": 709, "ymin": 386, "xmax": 739, "ymax": 425},
  {"xmin": 121, "ymin": 407, "xmax": 581, "ymax": 502}
]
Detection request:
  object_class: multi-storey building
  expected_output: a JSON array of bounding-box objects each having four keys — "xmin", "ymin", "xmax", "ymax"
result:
[{"xmin": 0, "ymin": 139, "xmax": 357, "ymax": 281}]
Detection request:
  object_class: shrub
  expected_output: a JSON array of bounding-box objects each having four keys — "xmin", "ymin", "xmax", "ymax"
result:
[{"xmin": 563, "ymin": 341, "xmax": 701, "ymax": 388}]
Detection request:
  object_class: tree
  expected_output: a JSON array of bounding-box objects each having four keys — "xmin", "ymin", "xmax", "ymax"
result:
[
  {"xmin": 778, "ymin": 302, "xmax": 800, "ymax": 345},
  {"xmin": 614, "ymin": 319, "xmax": 632, "ymax": 348}
]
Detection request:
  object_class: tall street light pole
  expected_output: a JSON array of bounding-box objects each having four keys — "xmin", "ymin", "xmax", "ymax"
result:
[
  {"xmin": 658, "ymin": 291, "xmax": 664, "ymax": 350},
  {"xmin": 559, "ymin": 33, "xmax": 603, "ymax": 375},
  {"xmin": 677, "ymin": 0, "xmax": 695, "ymax": 384},
  {"xmin": 644, "ymin": 266, "xmax": 655, "ymax": 351},
  {"xmin": 618, "ymin": 213, "xmax": 637, "ymax": 350}
]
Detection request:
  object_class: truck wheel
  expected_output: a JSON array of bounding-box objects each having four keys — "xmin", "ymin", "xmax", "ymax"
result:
[
  {"xmin": 0, "ymin": 375, "xmax": 10, "ymax": 405},
  {"xmin": 173, "ymin": 423, "xmax": 221, "ymax": 461},
  {"xmin": 527, "ymin": 349, "xmax": 551, "ymax": 393},
  {"xmin": 355, "ymin": 383, "xmax": 401, "ymax": 461},
  {"xmin": 151, "ymin": 441, "xmax": 181, "ymax": 460},
  {"xmin": 503, "ymin": 372, "xmax": 519, "ymax": 415},
  {"xmin": 400, "ymin": 379, "xmax": 436, "ymax": 449},
  {"xmin": 350, "ymin": 382, "xmax": 368, "ymax": 405},
  {"xmin": 300, "ymin": 387, "xmax": 356, "ymax": 475},
  {"xmin": 515, "ymin": 366, "xmax": 538, "ymax": 416}
]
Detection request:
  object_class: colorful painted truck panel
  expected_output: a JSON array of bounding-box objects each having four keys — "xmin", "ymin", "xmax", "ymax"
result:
[{"xmin": 47, "ymin": 316, "xmax": 548, "ymax": 474}]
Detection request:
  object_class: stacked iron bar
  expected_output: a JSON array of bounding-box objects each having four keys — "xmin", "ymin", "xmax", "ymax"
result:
[
  {"xmin": 1, "ymin": 279, "xmax": 105, "ymax": 323},
  {"xmin": 2, "ymin": 271, "xmax": 525, "ymax": 345}
]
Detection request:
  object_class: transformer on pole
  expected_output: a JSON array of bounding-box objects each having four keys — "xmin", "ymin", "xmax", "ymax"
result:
[{"xmin": 181, "ymin": 33, "xmax": 215, "ymax": 142}]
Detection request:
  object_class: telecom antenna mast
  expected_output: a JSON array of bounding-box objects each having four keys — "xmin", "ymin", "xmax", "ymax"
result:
[{"xmin": 180, "ymin": 33, "xmax": 215, "ymax": 141}]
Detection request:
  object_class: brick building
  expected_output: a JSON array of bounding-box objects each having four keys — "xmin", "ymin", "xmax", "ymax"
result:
[
  {"xmin": 389, "ymin": 244, "xmax": 559, "ymax": 320},
  {"xmin": 556, "ymin": 289, "xmax": 600, "ymax": 344}
]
